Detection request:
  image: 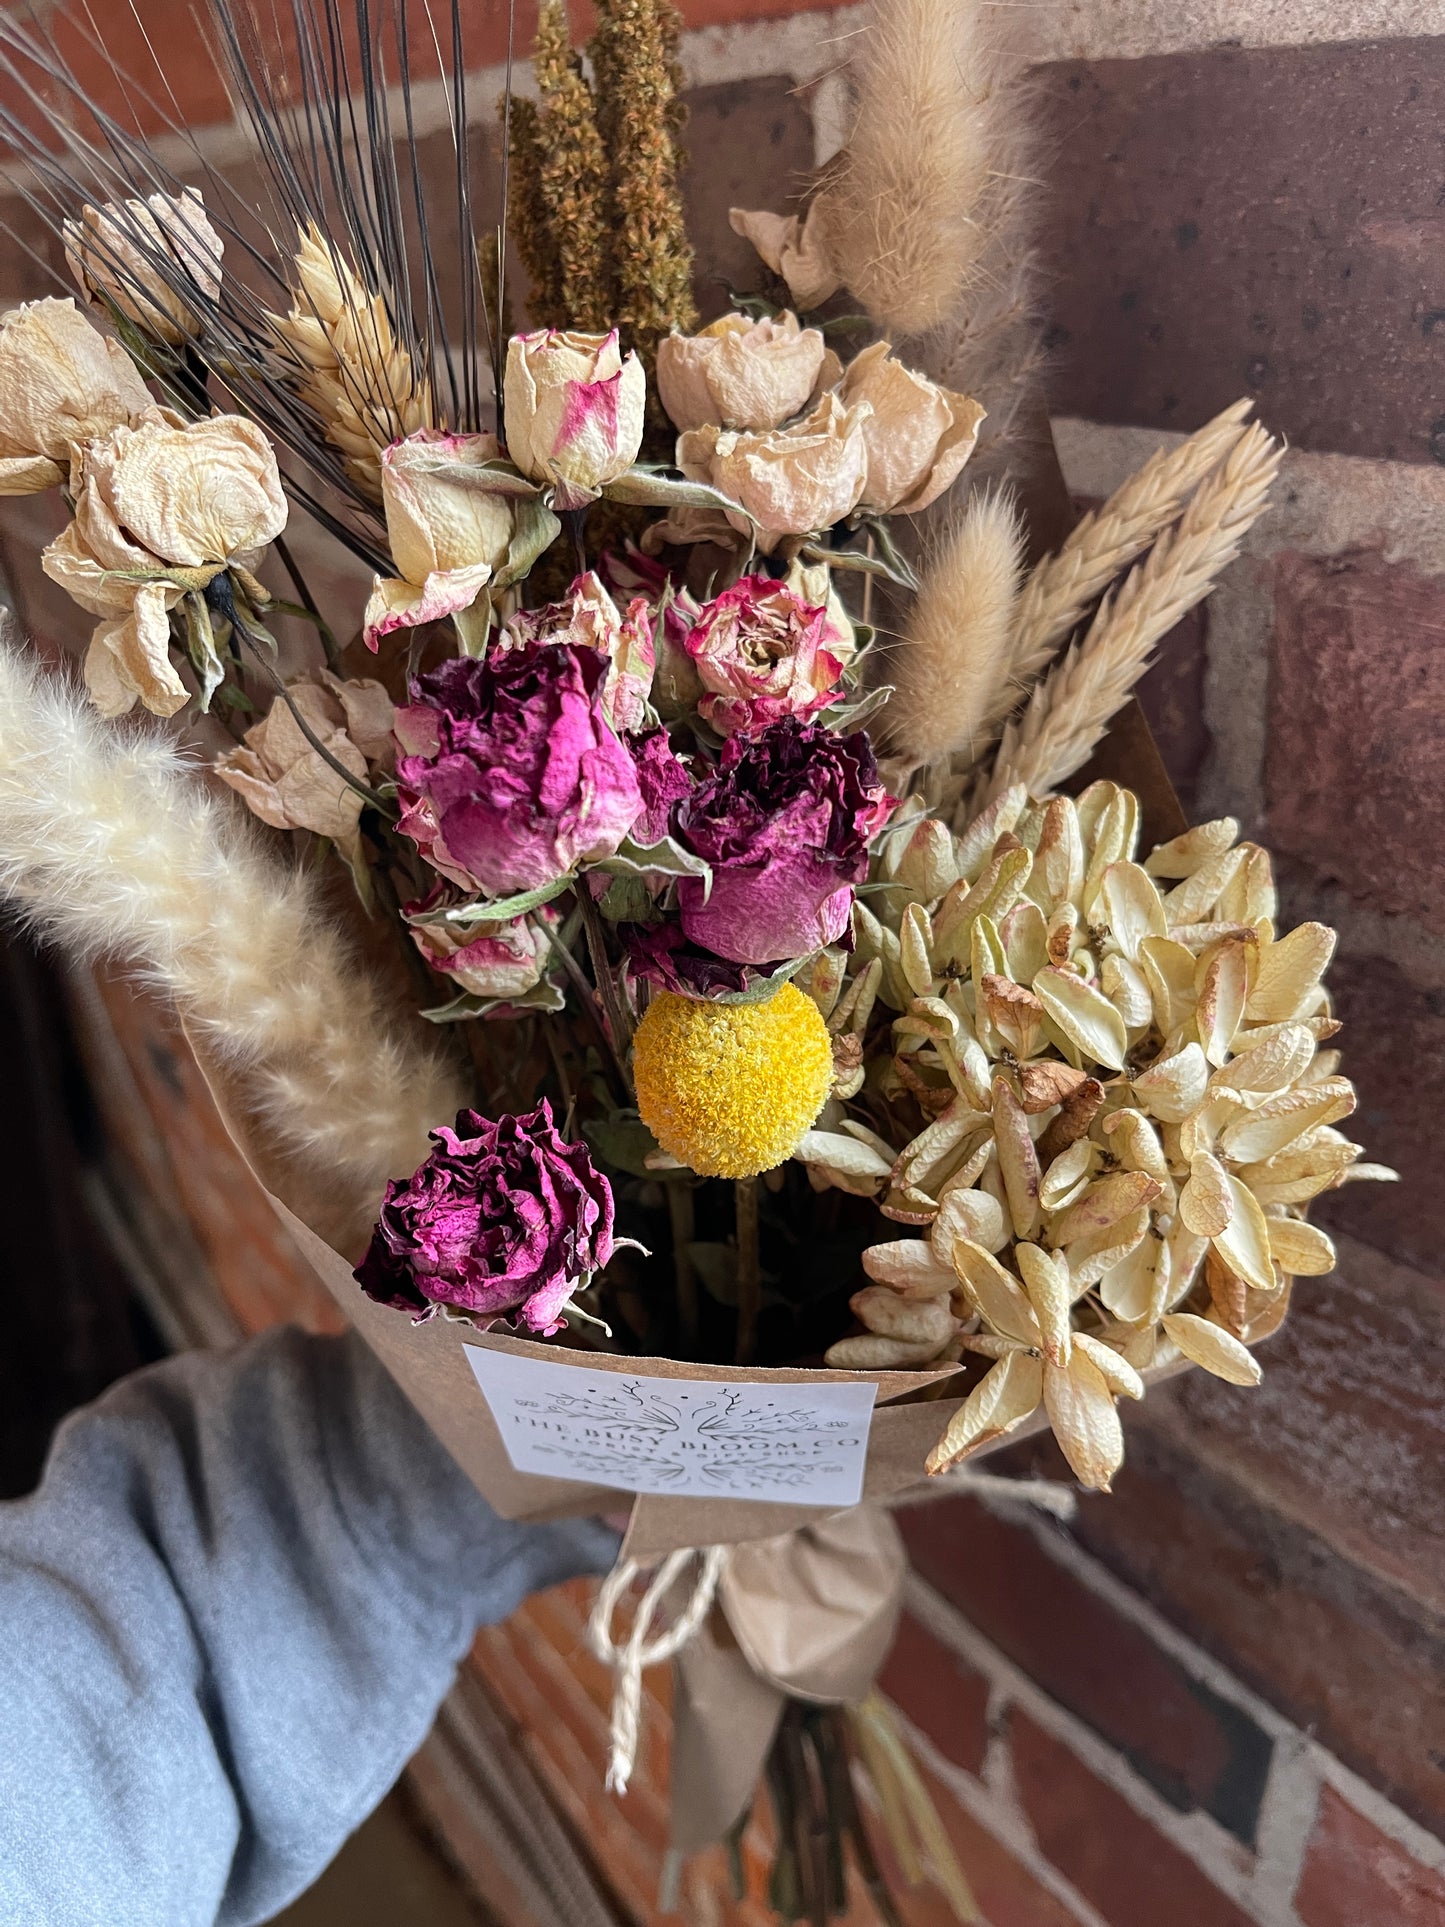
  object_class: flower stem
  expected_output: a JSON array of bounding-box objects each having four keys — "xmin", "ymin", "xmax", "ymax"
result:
[
  {"xmin": 667, "ymin": 1177, "xmax": 697, "ymax": 1347},
  {"xmin": 577, "ymin": 883, "xmax": 635, "ymax": 1065},
  {"xmin": 274, "ymin": 534, "xmax": 341, "ymax": 668},
  {"xmin": 734, "ymin": 1174, "xmax": 760, "ymax": 1365}
]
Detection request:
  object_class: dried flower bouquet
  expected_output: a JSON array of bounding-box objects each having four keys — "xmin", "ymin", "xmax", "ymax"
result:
[{"xmin": 0, "ymin": 0, "xmax": 1394, "ymax": 1913}]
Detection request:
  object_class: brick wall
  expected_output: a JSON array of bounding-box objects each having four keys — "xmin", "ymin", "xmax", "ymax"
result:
[{"xmin": 10, "ymin": 0, "xmax": 1445, "ymax": 1921}]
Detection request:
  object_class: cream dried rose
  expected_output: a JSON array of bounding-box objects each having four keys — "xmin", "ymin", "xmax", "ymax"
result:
[
  {"xmin": 657, "ymin": 311, "xmax": 827, "ymax": 433},
  {"xmin": 840, "ymin": 341, "xmax": 985, "ymax": 514},
  {"xmin": 364, "ymin": 430, "xmax": 515, "ymax": 649},
  {"xmin": 728, "ymin": 205, "xmax": 841, "ymax": 313},
  {"xmin": 216, "ymin": 671, "xmax": 394, "ymax": 862},
  {"xmin": 65, "ymin": 188, "xmax": 223, "ymax": 346},
  {"xmin": 502, "ymin": 328, "xmax": 645, "ymax": 510},
  {"xmin": 42, "ymin": 410, "xmax": 288, "ymax": 718},
  {"xmin": 676, "ymin": 391, "xmax": 871, "ymax": 553},
  {"xmin": 0, "ymin": 297, "xmax": 152, "ymax": 495}
]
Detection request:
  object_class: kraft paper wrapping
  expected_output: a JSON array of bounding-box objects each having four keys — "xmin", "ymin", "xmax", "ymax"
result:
[
  {"xmin": 671, "ymin": 1507, "xmax": 906, "ymax": 1852},
  {"xmin": 185, "ymin": 1031, "xmax": 968, "ymax": 1545}
]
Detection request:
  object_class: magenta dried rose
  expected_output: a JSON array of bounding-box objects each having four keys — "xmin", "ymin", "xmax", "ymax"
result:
[
  {"xmin": 673, "ymin": 717, "xmax": 893, "ymax": 966},
  {"xmin": 684, "ymin": 574, "xmax": 846, "ymax": 735},
  {"xmin": 394, "ymin": 642, "xmax": 642, "ymax": 897},
  {"xmin": 355, "ymin": 1101, "xmax": 615, "ymax": 1335},
  {"xmin": 501, "ymin": 570, "xmax": 655, "ymax": 733}
]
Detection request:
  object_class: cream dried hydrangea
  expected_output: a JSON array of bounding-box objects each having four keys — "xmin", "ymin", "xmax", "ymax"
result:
[{"xmin": 799, "ymin": 782, "xmax": 1394, "ymax": 1491}]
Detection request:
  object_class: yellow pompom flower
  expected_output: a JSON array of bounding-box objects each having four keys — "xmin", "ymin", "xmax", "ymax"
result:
[{"xmin": 633, "ymin": 983, "xmax": 834, "ymax": 1179}]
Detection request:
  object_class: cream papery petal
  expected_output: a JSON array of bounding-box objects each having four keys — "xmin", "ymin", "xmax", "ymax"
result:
[
  {"xmin": 639, "ymin": 501, "xmax": 749, "ymax": 556},
  {"xmin": 0, "ymin": 299, "xmax": 152, "ymax": 468},
  {"xmin": 381, "ymin": 430, "xmax": 514, "ymax": 581},
  {"xmin": 362, "ymin": 561, "xmax": 493, "ymax": 647},
  {"xmin": 679, "ymin": 393, "xmax": 870, "ymax": 552},
  {"xmin": 841, "ymin": 341, "xmax": 986, "ymax": 514},
  {"xmin": 728, "ymin": 205, "xmax": 841, "ymax": 311},
  {"xmin": 42, "ymin": 518, "xmax": 160, "ymax": 618},
  {"xmin": 0, "ymin": 454, "xmax": 65, "ymax": 495},
  {"xmin": 65, "ymin": 188, "xmax": 223, "ymax": 344},
  {"xmin": 656, "ymin": 312, "xmax": 825, "ymax": 433},
  {"xmin": 82, "ymin": 583, "xmax": 187, "ymax": 719},
  {"xmin": 101, "ymin": 415, "xmax": 287, "ymax": 566},
  {"xmin": 322, "ymin": 669, "xmax": 396, "ymax": 768},
  {"xmin": 891, "ymin": 394, "xmax": 986, "ymax": 513}
]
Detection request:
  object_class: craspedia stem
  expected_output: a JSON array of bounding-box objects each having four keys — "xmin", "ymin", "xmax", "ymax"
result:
[{"xmin": 735, "ymin": 1175, "xmax": 760, "ymax": 1364}]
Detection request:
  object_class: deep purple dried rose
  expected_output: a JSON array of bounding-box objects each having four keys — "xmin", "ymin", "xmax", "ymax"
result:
[
  {"xmin": 355, "ymin": 1101, "xmax": 615, "ymax": 1335},
  {"xmin": 673, "ymin": 717, "xmax": 893, "ymax": 966},
  {"xmin": 394, "ymin": 642, "xmax": 642, "ymax": 897}
]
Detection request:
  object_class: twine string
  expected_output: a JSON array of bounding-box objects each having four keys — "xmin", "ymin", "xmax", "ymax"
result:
[
  {"xmin": 586, "ymin": 1544, "xmax": 729, "ymax": 1795},
  {"xmin": 585, "ymin": 1471, "xmax": 1073, "ymax": 1801}
]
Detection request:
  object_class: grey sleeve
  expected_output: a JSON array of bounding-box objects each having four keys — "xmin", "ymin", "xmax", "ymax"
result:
[{"xmin": 0, "ymin": 1324, "xmax": 618, "ymax": 1927}]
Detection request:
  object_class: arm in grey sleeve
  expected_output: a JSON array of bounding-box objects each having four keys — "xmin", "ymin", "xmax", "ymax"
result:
[{"xmin": 0, "ymin": 1324, "xmax": 618, "ymax": 1927}]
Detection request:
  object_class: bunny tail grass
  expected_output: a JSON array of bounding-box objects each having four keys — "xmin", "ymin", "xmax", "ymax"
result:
[
  {"xmin": 980, "ymin": 423, "xmax": 1282, "ymax": 804},
  {"xmin": 881, "ymin": 489, "xmax": 1025, "ymax": 772},
  {"xmin": 821, "ymin": 0, "xmax": 1014, "ymax": 337},
  {"xmin": 0, "ymin": 641, "xmax": 465, "ymax": 1233}
]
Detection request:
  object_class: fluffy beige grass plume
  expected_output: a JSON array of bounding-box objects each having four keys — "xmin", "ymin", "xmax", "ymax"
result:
[
  {"xmin": 0, "ymin": 638, "xmax": 464, "ymax": 1244},
  {"xmin": 881, "ymin": 488, "xmax": 1025, "ymax": 772}
]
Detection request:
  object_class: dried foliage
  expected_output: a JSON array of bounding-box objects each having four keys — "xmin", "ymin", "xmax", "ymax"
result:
[
  {"xmin": 590, "ymin": 0, "xmax": 698, "ymax": 362},
  {"xmin": 529, "ymin": 0, "xmax": 614, "ymax": 332},
  {"xmin": 505, "ymin": 98, "xmax": 567, "ymax": 328},
  {"xmin": 802, "ymin": 784, "xmax": 1386, "ymax": 1488},
  {"xmin": 880, "ymin": 489, "xmax": 1025, "ymax": 771},
  {"xmin": 1007, "ymin": 398, "xmax": 1255, "ymax": 692},
  {"xmin": 817, "ymin": 0, "xmax": 1022, "ymax": 340}
]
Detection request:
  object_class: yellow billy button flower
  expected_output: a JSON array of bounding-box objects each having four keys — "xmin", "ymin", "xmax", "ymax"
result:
[{"xmin": 633, "ymin": 984, "xmax": 833, "ymax": 1180}]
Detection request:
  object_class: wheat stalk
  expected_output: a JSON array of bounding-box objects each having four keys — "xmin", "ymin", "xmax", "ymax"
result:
[
  {"xmin": 980, "ymin": 422, "xmax": 1282, "ymax": 803},
  {"xmin": 0, "ymin": 640, "xmax": 464, "ymax": 1244},
  {"xmin": 269, "ymin": 226, "xmax": 435, "ymax": 501},
  {"xmin": 881, "ymin": 489, "xmax": 1025, "ymax": 771},
  {"xmin": 1006, "ymin": 397, "xmax": 1255, "ymax": 695}
]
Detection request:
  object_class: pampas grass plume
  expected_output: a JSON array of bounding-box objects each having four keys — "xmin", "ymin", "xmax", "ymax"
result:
[
  {"xmin": 0, "ymin": 640, "xmax": 465, "ymax": 1241},
  {"xmin": 881, "ymin": 488, "xmax": 1025, "ymax": 770}
]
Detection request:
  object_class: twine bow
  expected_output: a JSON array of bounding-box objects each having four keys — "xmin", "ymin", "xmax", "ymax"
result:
[{"xmin": 585, "ymin": 1543, "xmax": 730, "ymax": 1794}]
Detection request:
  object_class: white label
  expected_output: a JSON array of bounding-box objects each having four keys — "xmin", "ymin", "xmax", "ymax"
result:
[{"xmin": 463, "ymin": 1345, "xmax": 877, "ymax": 1506}]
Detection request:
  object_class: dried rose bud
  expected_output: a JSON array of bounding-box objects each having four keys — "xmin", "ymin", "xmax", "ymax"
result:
[{"xmin": 503, "ymin": 328, "xmax": 645, "ymax": 510}]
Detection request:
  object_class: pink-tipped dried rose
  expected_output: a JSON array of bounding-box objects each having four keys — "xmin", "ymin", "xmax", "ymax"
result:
[
  {"xmin": 501, "ymin": 570, "xmax": 655, "ymax": 733},
  {"xmin": 355, "ymin": 1101, "xmax": 614, "ymax": 1335},
  {"xmin": 672, "ymin": 717, "xmax": 893, "ymax": 966},
  {"xmin": 502, "ymin": 328, "xmax": 645, "ymax": 511},
  {"xmin": 407, "ymin": 885, "xmax": 554, "ymax": 1004},
  {"xmin": 684, "ymin": 574, "xmax": 847, "ymax": 735},
  {"xmin": 394, "ymin": 642, "xmax": 643, "ymax": 897}
]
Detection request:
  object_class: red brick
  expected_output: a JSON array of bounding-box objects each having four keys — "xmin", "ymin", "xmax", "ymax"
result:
[
  {"xmin": 1266, "ymin": 548, "xmax": 1445, "ymax": 930},
  {"xmin": 679, "ymin": 78, "xmax": 818, "ymax": 325},
  {"xmin": 1295, "ymin": 1785, "xmax": 1445, "ymax": 1927},
  {"xmin": 1009, "ymin": 1710, "xmax": 1256, "ymax": 1927},
  {"xmin": 1039, "ymin": 41, "xmax": 1445, "ymax": 464},
  {"xmin": 898, "ymin": 1498, "xmax": 1273, "ymax": 1844},
  {"xmin": 1311, "ymin": 954, "xmax": 1445, "ymax": 1281},
  {"xmin": 1160, "ymin": 1246, "xmax": 1445, "ymax": 1606},
  {"xmin": 878, "ymin": 1761, "xmax": 1085, "ymax": 1927},
  {"xmin": 1041, "ymin": 1416, "xmax": 1445, "ymax": 1843},
  {"xmin": 878, "ymin": 1612, "xmax": 991, "ymax": 1779}
]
